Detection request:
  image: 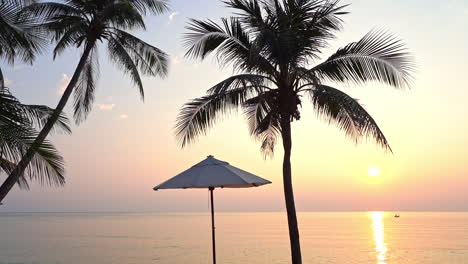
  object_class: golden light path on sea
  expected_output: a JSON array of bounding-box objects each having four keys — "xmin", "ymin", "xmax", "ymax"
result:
[{"xmin": 371, "ymin": 212, "xmax": 388, "ymax": 264}]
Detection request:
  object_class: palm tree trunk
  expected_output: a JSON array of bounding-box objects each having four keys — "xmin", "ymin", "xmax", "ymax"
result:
[
  {"xmin": 0, "ymin": 67, "xmax": 4, "ymax": 88},
  {"xmin": 281, "ymin": 116, "xmax": 302, "ymax": 264},
  {"xmin": 0, "ymin": 42, "xmax": 95, "ymax": 203}
]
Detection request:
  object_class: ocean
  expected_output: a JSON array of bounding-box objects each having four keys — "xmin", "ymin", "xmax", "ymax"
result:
[{"xmin": 1, "ymin": 212, "xmax": 467, "ymax": 263}]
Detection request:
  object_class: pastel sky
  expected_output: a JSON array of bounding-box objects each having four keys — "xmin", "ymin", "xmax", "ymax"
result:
[{"xmin": 1, "ymin": 0, "xmax": 468, "ymax": 212}]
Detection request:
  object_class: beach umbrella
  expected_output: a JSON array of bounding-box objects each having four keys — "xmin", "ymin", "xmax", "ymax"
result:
[{"xmin": 153, "ymin": 155, "xmax": 271, "ymax": 264}]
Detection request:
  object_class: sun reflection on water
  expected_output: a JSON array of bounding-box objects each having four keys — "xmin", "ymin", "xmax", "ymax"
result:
[{"xmin": 371, "ymin": 212, "xmax": 388, "ymax": 264}]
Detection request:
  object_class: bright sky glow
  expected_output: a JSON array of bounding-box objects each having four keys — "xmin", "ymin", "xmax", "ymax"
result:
[{"xmin": 368, "ymin": 167, "xmax": 380, "ymax": 177}]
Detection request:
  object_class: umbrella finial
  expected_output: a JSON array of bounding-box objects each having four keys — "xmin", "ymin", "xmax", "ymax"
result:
[{"xmin": 207, "ymin": 155, "xmax": 214, "ymax": 158}]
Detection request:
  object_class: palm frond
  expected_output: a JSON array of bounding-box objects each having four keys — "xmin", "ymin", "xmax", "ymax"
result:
[
  {"xmin": 176, "ymin": 86, "xmax": 258, "ymax": 147},
  {"xmin": 20, "ymin": 2, "xmax": 88, "ymax": 55},
  {"xmin": 107, "ymin": 36, "xmax": 144, "ymax": 99},
  {"xmin": 0, "ymin": 86, "xmax": 71, "ymax": 133},
  {"xmin": 0, "ymin": 84, "xmax": 67, "ymax": 187},
  {"xmin": 73, "ymin": 46, "xmax": 99, "ymax": 123},
  {"xmin": 309, "ymin": 84, "xmax": 391, "ymax": 151},
  {"xmin": 0, "ymin": 86, "xmax": 29, "ymax": 126},
  {"xmin": 306, "ymin": 0, "xmax": 348, "ymax": 33},
  {"xmin": 312, "ymin": 30, "xmax": 414, "ymax": 88},
  {"xmin": 127, "ymin": 0, "xmax": 169, "ymax": 15},
  {"xmin": 106, "ymin": 30, "xmax": 168, "ymax": 100},
  {"xmin": 257, "ymin": 112, "xmax": 280, "ymax": 158},
  {"xmin": 19, "ymin": 104, "xmax": 71, "ymax": 134},
  {"xmin": 224, "ymin": 0, "xmax": 264, "ymax": 28},
  {"xmin": 21, "ymin": 2, "xmax": 83, "ymax": 21},
  {"xmin": 292, "ymin": 0, "xmax": 348, "ymax": 63},
  {"xmin": 243, "ymin": 91, "xmax": 280, "ymax": 158},
  {"xmin": 184, "ymin": 17, "xmax": 277, "ymax": 75},
  {"xmin": 0, "ymin": 0, "xmax": 47, "ymax": 64},
  {"xmin": 184, "ymin": 18, "xmax": 233, "ymax": 60},
  {"xmin": 246, "ymin": 0, "xmax": 348, "ymax": 66},
  {"xmin": 207, "ymin": 74, "xmax": 271, "ymax": 95},
  {"xmin": 0, "ymin": 124, "xmax": 65, "ymax": 186},
  {"xmin": 51, "ymin": 19, "xmax": 87, "ymax": 59},
  {"xmin": 0, "ymin": 158, "xmax": 30, "ymax": 190},
  {"xmin": 27, "ymin": 137, "xmax": 65, "ymax": 186},
  {"xmin": 111, "ymin": 29, "xmax": 168, "ymax": 78},
  {"xmin": 101, "ymin": 1, "xmax": 146, "ymax": 30},
  {"xmin": 243, "ymin": 90, "xmax": 276, "ymax": 134}
]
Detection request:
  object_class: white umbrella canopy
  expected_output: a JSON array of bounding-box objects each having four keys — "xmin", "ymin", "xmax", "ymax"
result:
[
  {"xmin": 154, "ymin": 155, "xmax": 271, "ymax": 190},
  {"xmin": 153, "ymin": 155, "xmax": 271, "ymax": 264}
]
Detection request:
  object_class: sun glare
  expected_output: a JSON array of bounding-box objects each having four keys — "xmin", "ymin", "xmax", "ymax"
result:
[
  {"xmin": 368, "ymin": 167, "xmax": 380, "ymax": 177},
  {"xmin": 371, "ymin": 212, "xmax": 388, "ymax": 264}
]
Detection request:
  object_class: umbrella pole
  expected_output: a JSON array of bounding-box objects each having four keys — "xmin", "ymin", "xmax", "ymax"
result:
[{"xmin": 209, "ymin": 187, "xmax": 216, "ymax": 264}]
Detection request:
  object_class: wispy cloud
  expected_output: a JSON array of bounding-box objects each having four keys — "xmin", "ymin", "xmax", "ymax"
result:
[
  {"xmin": 119, "ymin": 114, "xmax": 128, "ymax": 120},
  {"xmin": 4, "ymin": 78, "xmax": 13, "ymax": 86},
  {"xmin": 57, "ymin": 74, "xmax": 71, "ymax": 95},
  {"xmin": 97, "ymin": 104, "xmax": 115, "ymax": 111},
  {"xmin": 12, "ymin": 64, "xmax": 28, "ymax": 71},
  {"xmin": 171, "ymin": 52, "xmax": 187, "ymax": 65},
  {"xmin": 168, "ymin": 11, "xmax": 179, "ymax": 23},
  {"xmin": 172, "ymin": 54, "xmax": 182, "ymax": 65}
]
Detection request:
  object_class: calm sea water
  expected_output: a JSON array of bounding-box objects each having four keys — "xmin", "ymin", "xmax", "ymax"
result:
[{"xmin": 0, "ymin": 212, "xmax": 467, "ymax": 264}]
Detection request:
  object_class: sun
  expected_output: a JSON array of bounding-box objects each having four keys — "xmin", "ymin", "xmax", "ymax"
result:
[{"xmin": 368, "ymin": 167, "xmax": 380, "ymax": 177}]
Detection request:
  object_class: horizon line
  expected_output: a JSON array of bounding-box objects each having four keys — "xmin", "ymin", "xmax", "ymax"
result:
[{"xmin": 1, "ymin": 210, "xmax": 468, "ymax": 214}]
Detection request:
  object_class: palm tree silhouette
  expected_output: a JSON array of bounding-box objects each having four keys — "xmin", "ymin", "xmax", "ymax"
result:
[
  {"xmin": 1, "ymin": 0, "xmax": 70, "ymax": 190},
  {"xmin": 0, "ymin": 0, "xmax": 45, "ymax": 81},
  {"xmin": 176, "ymin": 0, "xmax": 414, "ymax": 263},
  {"xmin": 0, "ymin": 85, "xmax": 71, "ymax": 189},
  {"xmin": 0, "ymin": 0, "xmax": 170, "ymax": 202}
]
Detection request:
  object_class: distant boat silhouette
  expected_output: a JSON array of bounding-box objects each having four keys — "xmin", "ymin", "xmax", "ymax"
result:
[{"xmin": 394, "ymin": 214, "xmax": 400, "ymax": 218}]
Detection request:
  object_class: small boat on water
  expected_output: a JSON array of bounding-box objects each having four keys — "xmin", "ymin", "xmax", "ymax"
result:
[{"xmin": 394, "ymin": 214, "xmax": 400, "ymax": 218}]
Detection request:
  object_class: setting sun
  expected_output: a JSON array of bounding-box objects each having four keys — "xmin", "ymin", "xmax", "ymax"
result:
[{"xmin": 368, "ymin": 167, "xmax": 380, "ymax": 177}]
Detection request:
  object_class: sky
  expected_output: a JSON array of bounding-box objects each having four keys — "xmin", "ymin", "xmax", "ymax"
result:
[{"xmin": 1, "ymin": 0, "xmax": 468, "ymax": 212}]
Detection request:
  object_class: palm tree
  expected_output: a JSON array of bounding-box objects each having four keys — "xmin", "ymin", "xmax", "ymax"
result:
[
  {"xmin": 1, "ymin": 0, "xmax": 45, "ymax": 87},
  {"xmin": 0, "ymin": 0, "xmax": 170, "ymax": 202},
  {"xmin": 0, "ymin": 85, "xmax": 71, "ymax": 189},
  {"xmin": 1, "ymin": 0, "xmax": 69, "ymax": 190},
  {"xmin": 176, "ymin": 0, "xmax": 414, "ymax": 263}
]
